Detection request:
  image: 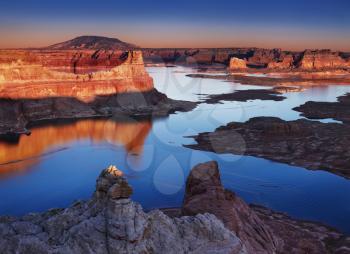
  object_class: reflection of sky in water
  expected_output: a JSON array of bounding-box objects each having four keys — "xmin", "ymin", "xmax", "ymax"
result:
[{"xmin": 0, "ymin": 66, "xmax": 350, "ymax": 234}]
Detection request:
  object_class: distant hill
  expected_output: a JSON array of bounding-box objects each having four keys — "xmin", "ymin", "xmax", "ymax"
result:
[{"xmin": 46, "ymin": 36, "xmax": 139, "ymax": 50}]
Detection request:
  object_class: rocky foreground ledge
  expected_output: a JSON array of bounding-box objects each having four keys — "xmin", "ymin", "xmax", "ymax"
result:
[{"xmin": 1, "ymin": 162, "xmax": 349, "ymax": 254}]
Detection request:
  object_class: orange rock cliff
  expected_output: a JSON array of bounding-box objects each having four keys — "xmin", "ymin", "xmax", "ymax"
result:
[{"xmin": 0, "ymin": 50, "xmax": 154, "ymax": 101}]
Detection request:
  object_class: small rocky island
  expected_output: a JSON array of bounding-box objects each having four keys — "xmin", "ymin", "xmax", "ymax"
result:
[
  {"xmin": 186, "ymin": 117, "xmax": 350, "ymax": 179},
  {"xmin": 0, "ymin": 162, "xmax": 348, "ymax": 253}
]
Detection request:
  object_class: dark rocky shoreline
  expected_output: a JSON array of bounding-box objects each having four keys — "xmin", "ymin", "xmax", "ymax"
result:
[
  {"xmin": 186, "ymin": 117, "xmax": 350, "ymax": 179},
  {"xmin": 294, "ymin": 93, "xmax": 350, "ymax": 124},
  {"xmin": 0, "ymin": 89, "xmax": 197, "ymax": 138}
]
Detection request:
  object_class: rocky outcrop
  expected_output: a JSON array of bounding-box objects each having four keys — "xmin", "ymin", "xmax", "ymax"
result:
[
  {"xmin": 267, "ymin": 54, "xmax": 294, "ymax": 70},
  {"xmin": 182, "ymin": 161, "xmax": 280, "ymax": 254},
  {"xmin": 0, "ymin": 51, "xmax": 154, "ymax": 101},
  {"xmin": 142, "ymin": 47, "xmax": 350, "ymax": 72},
  {"xmin": 297, "ymin": 50, "xmax": 349, "ymax": 70},
  {"xmin": 0, "ymin": 49, "xmax": 126, "ymax": 72},
  {"xmin": 0, "ymin": 165, "xmax": 247, "ymax": 254},
  {"xmin": 294, "ymin": 93, "xmax": 350, "ymax": 124},
  {"xmin": 229, "ymin": 57, "xmax": 248, "ymax": 70},
  {"xmin": 247, "ymin": 48, "xmax": 282, "ymax": 68},
  {"xmin": 186, "ymin": 117, "xmax": 350, "ymax": 179}
]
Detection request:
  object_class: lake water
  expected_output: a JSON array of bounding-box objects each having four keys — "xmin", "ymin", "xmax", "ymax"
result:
[{"xmin": 0, "ymin": 66, "xmax": 350, "ymax": 234}]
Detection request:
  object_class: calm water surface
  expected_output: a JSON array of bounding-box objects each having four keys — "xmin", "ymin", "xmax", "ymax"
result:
[{"xmin": 1, "ymin": 66, "xmax": 350, "ymax": 234}]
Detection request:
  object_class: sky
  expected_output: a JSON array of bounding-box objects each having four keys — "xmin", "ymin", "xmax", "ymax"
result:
[{"xmin": 0, "ymin": 0, "xmax": 349, "ymax": 51}]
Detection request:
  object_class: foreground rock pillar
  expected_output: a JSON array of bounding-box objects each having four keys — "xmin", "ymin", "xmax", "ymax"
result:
[{"xmin": 182, "ymin": 161, "xmax": 280, "ymax": 254}]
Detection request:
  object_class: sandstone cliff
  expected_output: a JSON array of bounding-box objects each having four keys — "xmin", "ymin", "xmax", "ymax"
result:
[
  {"xmin": 297, "ymin": 49, "xmax": 350, "ymax": 70},
  {"xmin": 0, "ymin": 51, "xmax": 153, "ymax": 101},
  {"xmin": 141, "ymin": 47, "xmax": 350, "ymax": 72}
]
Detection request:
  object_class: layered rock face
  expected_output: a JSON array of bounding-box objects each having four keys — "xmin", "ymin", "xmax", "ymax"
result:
[
  {"xmin": 297, "ymin": 50, "xmax": 349, "ymax": 70},
  {"xmin": 148, "ymin": 47, "xmax": 350, "ymax": 72},
  {"xmin": 0, "ymin": 165, "xmax": 247, "ymax": 254},
  {"xmin": 182, "ymin": 161, "xmax": 279, "ymax": 254},
  {"xmin": 0, "ymin": 51, "xmax": 153, "ymax": 101},
  {"xmin": 0, "ymin": 49, "xmax": 126, "ymax": 72},
  {"xmin": 228, "ymin": 49, "xmax": 350, "ymax": 72},
  {"xmin": 267, "ymin": 54, "xmax": 294, "ymax": 69},
  {"xmin": 246, "ymin": 48, "xmax": 282, "ymax": 68},
  {"xmin": 142, "ymin": 48, "xmax": 253, "ymax": 65}
]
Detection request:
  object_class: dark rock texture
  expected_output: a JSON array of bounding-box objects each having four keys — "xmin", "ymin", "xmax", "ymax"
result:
[
  {"xmin": 0, "ymin": 89, "xmax": 197, "ymax": 136},
  {"xmin": 186, "ymin": 117, "xmax": 350, "ymax": 178},
  {"xmin": 294, "ymin": 93, "xmax": 350, "ymax": 124},
  {"xmin": 203, "ymin": 89, "xmax": 285, "ymax": 104}
]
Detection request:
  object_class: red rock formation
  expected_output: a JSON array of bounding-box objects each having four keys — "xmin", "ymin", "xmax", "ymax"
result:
[
  {"xmin": 182, "ymin": 161, "xmax": 280, "ymax": 254},
  {"xmin": 246, "ymin": 48, "xmax": 282, "ymax": 68},
  {"xmin": 297, "ymin": 50, "xmax": 349, "ymax": 70},
  {"xmin": 142, "ymin": 47, "xmax": 350, "ymax": 72},
  {"xmin": 267, "ymin": 54, "xmax": 294, "ymax": 69},
  {"xmin": 0, "ymin": 51, "xmax": 153, "ymax": 101},
  {"xmin": 229, "ymin": 57, "xmax": 248, "ymax": 70}
]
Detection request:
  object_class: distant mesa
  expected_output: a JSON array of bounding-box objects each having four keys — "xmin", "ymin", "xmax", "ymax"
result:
[{"xmin": 46, "ymin": 35, "xmax": 139, "ymax": 50}]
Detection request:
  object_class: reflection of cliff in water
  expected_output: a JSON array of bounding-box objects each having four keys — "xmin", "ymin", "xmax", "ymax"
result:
[{"xmin": 0, "ymin": 119, "xmax": 152, "ymax": 178}]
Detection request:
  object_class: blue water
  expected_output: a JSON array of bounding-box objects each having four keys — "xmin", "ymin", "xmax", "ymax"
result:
[{"xmin": 0, "ymin": 66, "xmax": 350, "ymax": 234}]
